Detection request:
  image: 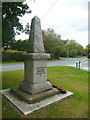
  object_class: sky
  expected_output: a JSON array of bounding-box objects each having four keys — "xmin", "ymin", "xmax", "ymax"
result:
[{"xmin": 15, "ymin": 0, "xmax": 89, "ymax": 48}]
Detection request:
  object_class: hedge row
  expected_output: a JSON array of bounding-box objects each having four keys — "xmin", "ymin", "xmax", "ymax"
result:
[
  {"xmin": 2, "ymin": 50, "xmax": 26, "ymax": 62},
  {"xmin": 88, "ymin": 55, "xmax": 90, "ymax": 58}
]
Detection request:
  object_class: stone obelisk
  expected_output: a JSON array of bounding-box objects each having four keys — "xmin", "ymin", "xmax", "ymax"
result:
[
  {"xmin": 1, "ymin": 16, "xmax": 73, "ymax": 115},
  {"xmin": 19, "ymin": 16, "xmax": 52, "ymax": 95}
]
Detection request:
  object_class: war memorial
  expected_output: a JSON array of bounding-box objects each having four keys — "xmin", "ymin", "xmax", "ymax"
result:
[{"xmin": 1, "ymin": 16, "xmax": 73, "ymax": 115}]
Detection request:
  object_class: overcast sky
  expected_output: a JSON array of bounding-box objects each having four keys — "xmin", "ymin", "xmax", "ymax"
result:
[{"xmin": 15, "ymin": 0, "xmax": 89, "ymax": 48}]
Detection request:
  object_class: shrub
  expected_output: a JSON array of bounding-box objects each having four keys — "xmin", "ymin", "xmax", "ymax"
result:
[
  {"xmin": 2, "ymin": 50, "xmax": 26, "ymax": 62},
  {"xmin": 88, "ymin": 55, "xmax": 90, "ymax": 58}
]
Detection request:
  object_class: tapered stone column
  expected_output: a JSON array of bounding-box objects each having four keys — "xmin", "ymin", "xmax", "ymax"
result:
[{"xmin": 19, "ymin": 16, "xmax": 52, "ymax": 94}]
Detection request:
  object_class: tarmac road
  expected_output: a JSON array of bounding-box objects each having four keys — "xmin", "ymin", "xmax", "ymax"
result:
[{"xmin": 0, "ymin": 57, "xmax": 89, "ymax": 72}]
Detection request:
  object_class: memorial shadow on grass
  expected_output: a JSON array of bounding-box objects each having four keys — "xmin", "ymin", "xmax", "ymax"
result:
[{"xmin": 1, "ymin": 66, "xmax": 89, "ymax": 118}]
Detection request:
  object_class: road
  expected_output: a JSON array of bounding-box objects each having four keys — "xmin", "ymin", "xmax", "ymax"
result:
[
  {"xmin": 47, "ymin": 57, "xmax": 89, "ymax": 71},
  {"xmin": 0, "ymin": 57, "xmax": 89, "ymax": 72}
]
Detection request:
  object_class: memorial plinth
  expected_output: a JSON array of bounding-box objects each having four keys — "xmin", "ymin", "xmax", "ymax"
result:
[{"xmin": 19, "ymin": 53, "xmax": 52, "ymax": 94}]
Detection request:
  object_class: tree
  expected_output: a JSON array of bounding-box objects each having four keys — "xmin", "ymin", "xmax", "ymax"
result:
[
  {"xmin": 52, "ymin": 46, "xmax": 65, "ymax": 59},
  {"xmin": 42, "ymin": 28, "xmax": 66, "ymax": 59},
  {"xmin": 24, "ymin": 23, "xmax": 30, "ymax": 34},
  {"xmin": 62, "ymin": 39, "xmax": 69, "ymax": 45},
  {"xmin": 86, "ymin": 44, "xmax": 90, "ymax": 58},
  {"xmin": 66, "ymin": 40, "xmax": 84, "ymax": 57},
  {"xmin": 2, "ymin": 2, "xmax": 30, "ymax": 49},
  {"xmin": 12, "ymin": 39, "xmax": 29, "ymax": 51}
]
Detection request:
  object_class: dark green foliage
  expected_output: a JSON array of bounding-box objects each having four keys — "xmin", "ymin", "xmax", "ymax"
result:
[
  {"xmin": 88, "ymin": 55, "xmax": 90, "ymax": 58},
  {"xmin": 2, "ymin": 2, "xmax": 30, "ymax": 49},
  {"xmin": 24, "ymin": 23, "xmax": 30, "ymax": 34},
  {"xmin": 12, "ymin": 39, "xmax": 29, "ymax": 51},
  {"xmin": 86, "ymin": 44, "xmax": 90, "ymax": 58},
  {"xmin": 2, "ymin": 50, "xmax": 25, "ymax": 62}
]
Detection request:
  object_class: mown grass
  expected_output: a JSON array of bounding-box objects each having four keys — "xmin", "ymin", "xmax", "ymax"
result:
[
  {"xmin": 1, "ymin": 66, "xmax": 89, "ymax": 118},
  {"xmin": 0, "ymin": 61, "xmax": 24, "ymax": 64}
]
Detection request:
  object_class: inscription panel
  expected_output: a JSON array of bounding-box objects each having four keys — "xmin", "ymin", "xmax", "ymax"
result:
[{"xmin": 36, "ymin": 67, "xmax": 46, "ymax": 76}]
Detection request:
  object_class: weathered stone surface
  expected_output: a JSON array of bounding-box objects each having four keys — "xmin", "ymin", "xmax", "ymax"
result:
[
  {"xmin": 19, "ymin": 81, "xmax": 52, "ymax": 95},
  {"xmin": 23, "ymin": 60, "xmax": 48, "ymax": 83},
  {"xmin": 11, "ymin": 88, "xmax": 61, "ymax": 104},
  {"xmin": 1, "ymin": 89, "xmax": 73, "ymax": 115},
  {"xmin": 19, "ymin": 16, "xmax": 52, "ymax": 95},
  {"xmin": 28, "ymin": 16, "xmax": 44, "ymax": 53},
  {"xmin": 23, "ymin": 53, "xmax": 50, "ymax": 60},
  {"xmin": 19, "ymin": 56, "xmax": 53, "ymax": 94}
]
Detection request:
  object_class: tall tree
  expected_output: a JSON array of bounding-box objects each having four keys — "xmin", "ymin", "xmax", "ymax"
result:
[
  {"xmin": 12, "ymin": 39, "xmax": 29, "ymax": 51},
  {"xmin": 66, "ymin": 40, "xmax": 84, "ymax": 57},
  {"xmin": 42, "ymin": 28, "xmax": 66, "ymax": 58},
  {"xmin": 2, "ymin": 2, "xmax": 30, "ymax": 49},
  {"xmin": 86, "ymin": 44, "xmax": 90, "ymax": 58},
  {"xmin": 24, "ymin": 22, "xmax": 30, "ymax": 34}
]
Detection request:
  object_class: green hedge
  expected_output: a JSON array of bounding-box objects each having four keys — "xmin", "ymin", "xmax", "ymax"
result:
[
  {"xmin": 2, "ymin": 50, "xmax": 26, "ymax": 62},
  {"xmin": 88, "ymin": 55, "xmax": 90, "ymax": 58},
  {"xmin": 88, "ymin": 53, "xmax": 90, "ymax": 58}
]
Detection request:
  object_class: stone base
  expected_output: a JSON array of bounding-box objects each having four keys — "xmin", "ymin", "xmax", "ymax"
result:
[
  {"xmin": 19, "ymin": 81, "xmax": 52, "ymax": 95},
  {"xmin": 11, "ymin": 87, "xmax": 60, "ymax": 104},
  {"xmin": 0, "ymin": 88, "xmax": 73, "ymax": 115}
]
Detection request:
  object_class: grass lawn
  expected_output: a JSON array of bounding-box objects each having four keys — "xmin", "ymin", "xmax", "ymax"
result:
[
  {"xmin": 0, "ymin": 61, "xmax": 24, "ymax": 64},
  {"xmin": 1, "ymin": 66, "xmax": 89, "ymax": 118}
]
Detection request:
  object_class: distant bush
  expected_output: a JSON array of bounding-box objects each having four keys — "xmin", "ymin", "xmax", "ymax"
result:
[
  {"xmin": 2, "ymin": 50, "xmax": 26, "ymax": 62},
  {"xmin": 88, "ymin": 54, "xmax": 90, "ymax": 58}
]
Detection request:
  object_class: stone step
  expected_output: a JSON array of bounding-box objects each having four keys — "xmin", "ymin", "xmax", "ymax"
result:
[{"xmin": 11, "ymin": 87, "xmax": 61, "ymax": 104}]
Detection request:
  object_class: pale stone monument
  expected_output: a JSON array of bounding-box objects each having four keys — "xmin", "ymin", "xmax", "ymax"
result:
[
  {"xmin": 10, "ymin": 16, "xmax": 60, "ymax": 104},
  {"xmin": 19, "ymin": 16, "xmax": 53, "ymax": 94},
  {"xmin": 0, "ymin": 16, "xmax": 73, "ymax": 115}
]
